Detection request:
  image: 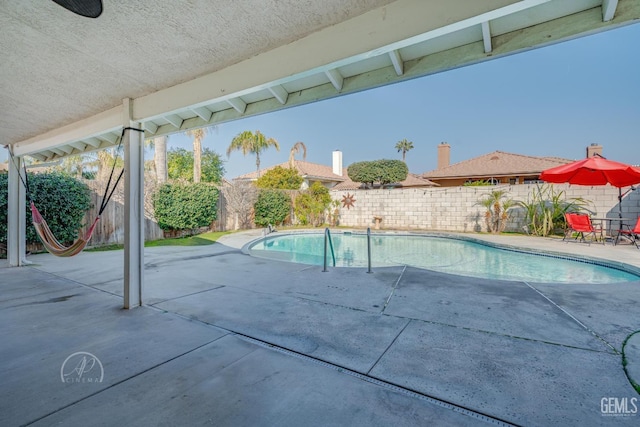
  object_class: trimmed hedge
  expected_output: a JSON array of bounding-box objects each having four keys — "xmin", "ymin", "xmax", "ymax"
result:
[
  {"xmin": 153, "ymin": 183, "xmax": 219, "ymax": 230},
  {"xmin": 347, "ymin": 159, "xmax": 408, "ymax": 187},
  {"xmin": 254, "ymin": 189, "xmax": 290, "ymax": 227},
  {"xmin": 0, "ymin": 172, "xmax": 91, "ymax": 244}
]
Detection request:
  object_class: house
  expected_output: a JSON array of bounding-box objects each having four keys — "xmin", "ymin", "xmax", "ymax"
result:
[
  {"xmin": 234, "ymin": 150, "xmax": 438, "ymax": 190},
  {"xmin": 421, "ymin": 142, "xmax": 585, "ymax": 187},
  {"xmin": 233, "ymin": 153, "xmax": 345, "ymax": 190}
]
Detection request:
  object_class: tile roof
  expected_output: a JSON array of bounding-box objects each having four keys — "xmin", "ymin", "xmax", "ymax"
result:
[
  {"xmin": 422, "ymin": 151, "xmax": 573, "ymax": 179},
  {"xmin": 234, "ymin": 160, "xmax": 344, "ymax": 182}
]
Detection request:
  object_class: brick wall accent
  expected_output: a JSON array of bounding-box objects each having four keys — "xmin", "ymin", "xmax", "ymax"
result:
[{"xmin": 332, "ymin": 184, "xmax": 640, "ymax": 232}]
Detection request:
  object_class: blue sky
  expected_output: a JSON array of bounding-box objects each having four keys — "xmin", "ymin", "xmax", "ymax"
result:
[
  {"xmin": 170, "ymin": 23, "xmax": 640, "ymax": 179},
  {"xmin": 4, "ymin": 23, "xmax": 639, "ymax": 178}
]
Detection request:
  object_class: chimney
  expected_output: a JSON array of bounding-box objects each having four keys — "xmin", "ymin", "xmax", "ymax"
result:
[
  {"xmin": 437, "ymin": 142, "xmax": 450, "ymax": 169},
  {"xmin": 332, "ymin": 150, "xmax": 343, "ymax": 176},
  {"xmin": 586, "ymin": 143, "xmax": 603, "ymax": 158}
]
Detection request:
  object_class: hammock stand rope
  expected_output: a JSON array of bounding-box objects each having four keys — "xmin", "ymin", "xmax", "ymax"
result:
[{"xmin": 7, "ymin": 127, "xmax": 144, "ymax": 257}]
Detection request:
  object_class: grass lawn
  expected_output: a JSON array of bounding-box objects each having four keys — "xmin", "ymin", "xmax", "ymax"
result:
[{"xmin": 86, "ymin": 231, "xmax": 231, "ymax": 252}]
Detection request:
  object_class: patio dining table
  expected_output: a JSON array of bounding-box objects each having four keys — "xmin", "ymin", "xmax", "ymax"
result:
[{"xmin": 590, "ymin": 217, "xmax": 636, "ymax": 245}]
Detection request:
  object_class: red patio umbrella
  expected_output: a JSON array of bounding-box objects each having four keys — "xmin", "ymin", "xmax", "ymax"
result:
[{"xmin": 540, "ymin": 155, "xmax": 640, "ymax": 217}]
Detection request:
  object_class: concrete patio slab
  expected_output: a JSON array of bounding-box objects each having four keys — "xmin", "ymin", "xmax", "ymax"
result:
[
  {"xmin": 527, "ymin": 280, "xmax": 640, "ymax": 351},
  {"xmin": 384, "ymin": 267, "xmax": 613, "ymax": 351},
  {"xmin": 31, "ymin": 334, "xmax": 480, "ymax": 427},
  {"xmin": 155, "ymin": 285, "xmax": 410, "ymax": 374},
  {"xmin": 368, "ymin": 319, "xmax": 638, "ymax": 426},
  {"xmin": 2, "ymin": 229, "xmax": 639, "ymax": 425},
  {"xmin": 0, "ymin": 269, "xmax": 227, "ymax": 427}
]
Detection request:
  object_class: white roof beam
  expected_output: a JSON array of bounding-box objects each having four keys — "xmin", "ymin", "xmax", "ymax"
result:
[
  {"xmin": 481, "ymin": 21, "xmax": 492, "ymax": 53},
  {"xmin": 97, "ymin": 133, "xmax": 118, "ymax": 144},
  {"xmin": 58, "ymin": 146, "xmax": 74, "ymax": 154},
  {"xmin": 227, "ymin": 97, "xmax": 247, "ymax": 114},
  {"xmin": 191, "ymin": 106, "xmax": 213, "ymax": 122},
  {"xmin": 325, "ymin": 69, "xmax": 344, "ymax": 92},
  {"xmin": 13, "ymin": 106, "xmax": 121, "ymax": 157},
  {"xmin": 164, "ymin": 114, "xmax": 184, "ymax": 129},
  {"xmin": 389, "ymin": 50, "xmax": 404, "ymax": 76},
  {"xmin": 268, "ymin": 85, "xmax": 289, "ymax": 105},
  {"xmin": 84, "ymin": 137, "xmax": 103, "ymax": 148},
  {"xmin": 49, "ymin": 148, "xmax": 65, "ymax": 156},
  {"xmin": 143, "ymin": 121, "xmax": 159, "ymax": 134},
  {"xmin": 69, "ymin": 141, "xmax": 87, "ymax": 151},
  {"xmin": 602, "ymin": 0, "xmax": 618, "ymax": 21},
  {"xmin": 29, "ymin": 153, "xmax": 48, "ymax": 161}
]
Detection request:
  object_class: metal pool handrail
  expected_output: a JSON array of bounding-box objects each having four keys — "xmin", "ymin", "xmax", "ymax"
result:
[
  {"xmin": 367, "ymin": 227, "xmax": 373, "ymax": 274},
  {"xmin": 322, "ymin": 228, "xmax": 336, "ymax": 272}
]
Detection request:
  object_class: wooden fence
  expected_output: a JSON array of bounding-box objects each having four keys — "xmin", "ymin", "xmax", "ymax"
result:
[{"xmin": 83, "ymin": 186, "xmax": 163, "ymax": 247}]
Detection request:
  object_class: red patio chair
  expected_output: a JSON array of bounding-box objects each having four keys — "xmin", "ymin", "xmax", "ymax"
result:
[
  {"xmin": 563, "ymin": 213, "xmax": 604, "ymax": 244},
  {"xmin": 617, "ymin": 217, "xmax": 640, "ymax": 249}
]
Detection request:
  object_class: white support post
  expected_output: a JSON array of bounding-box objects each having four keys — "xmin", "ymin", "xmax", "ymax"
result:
[
  {"xmin": 7, "ymin": 154, "xmax": 26, "ymax": 266},
  {"xmin": 122, "ymin": 98, "xmax": 144, "ymax": 309}
]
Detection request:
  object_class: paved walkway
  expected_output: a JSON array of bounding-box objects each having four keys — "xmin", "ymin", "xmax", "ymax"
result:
[{"xmin": 1, "ymin": 230, "xmax": 639, "ymax": 426}]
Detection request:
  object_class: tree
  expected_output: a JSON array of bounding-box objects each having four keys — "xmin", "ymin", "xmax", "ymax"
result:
[
  {"xmin": 395, "ymin": 139, "xmax": 414, "ymax": 162},
  {"xmin": 185, "ymin": 128, "xmax": 210, "ymax": 183},
  {"xmin": 294, "ymin": 181, "xmax": 332, "ymax": 226},
  {"xmin": 220, "ymin": 181, "xmax": 259, "ymax": 230},
  {"xmin": 477, "ymin": 189, "xmax": 515, "ymax": 233},
  {"xmin": 347, "ymin": 159, "xmax": 408, "ymax": 188},
  {"xmin": 256, "ymin": 166, "xmax": 303, "ymax": 189},
  {"xmin": 227, "ymin": 130, "xmax": 279, "ymax": 176},
  {"xmin": 153, "ymin": 135, "xmax": 168, "ymax": 184},
  {"xmin": 288, "ymin": 141, "xmax": 307, "ymax": 168},
  {"xmin": 254, "ymin": 189, "xmax": 290, "ymax": 227},
  {"xmin": 167, "ymin": 147, "xmax": 225, "ymax": 183}
]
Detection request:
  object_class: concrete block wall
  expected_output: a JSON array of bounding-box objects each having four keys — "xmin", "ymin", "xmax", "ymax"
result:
[{"xmin": 331, "ymin": 184, "xmax": 639, "ymax": 232}]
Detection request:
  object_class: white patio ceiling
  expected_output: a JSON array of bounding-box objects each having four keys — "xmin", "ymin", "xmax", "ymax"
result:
[{"xmin": 3, "ymin": 0, "xmax": 638, "ymax": 162}]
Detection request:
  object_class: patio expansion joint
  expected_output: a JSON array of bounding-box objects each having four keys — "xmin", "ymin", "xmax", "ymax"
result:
[
  {"xmin": 380, "ymin": 265, "xmax": 407, "ymax": 314},
  {"xmin": 31, "ymin": 267, "xmax": 125, "ymax": 300},
  {"xmin": 380, "ymin": 313, "xmax": 618, "ymax": 355},
  {"xmin": 22, "ymin": 334, "xmax": 232, "ymax": 427},
  {"xmin": 147, "ymin": 285, "xmax": 227, "ymax": 307},
  {"xmin": 366, "ymin": 318, "xmax": 412, "ymax": 375},
  {"xmin": 522, "ymin": 281, "xmax": 619, "ymax": 354},
  {"xmin": 233, "ymin": 330, "xmax": 518, "ymax": 427}
]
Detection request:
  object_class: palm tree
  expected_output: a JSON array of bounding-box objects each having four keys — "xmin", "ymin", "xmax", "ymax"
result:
[
  {"xmin": 288, "ymin": 141, "xmax": 307, "ymax": 168},
  {"xmin": 185, "ymin": 127, "xmax": 210, "ymax": 183},
  {"xmin": 152, "ymin": 135, "xmax": 168, "ymax": 184},
  {"xmin": 395, "ymin": 139, "xmax": 414, "ymax": 162},
  {"xmin": 227, "ymin": 130, "xmax": 280, "ymax": 176}
]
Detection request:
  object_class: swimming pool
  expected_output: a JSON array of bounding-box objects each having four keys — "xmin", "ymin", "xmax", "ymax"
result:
[{"xmin": 247, "ymin": 232, "xmax": 640, "ymax": 284}]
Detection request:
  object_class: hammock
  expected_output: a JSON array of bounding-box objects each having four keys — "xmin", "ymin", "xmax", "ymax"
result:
[
  {"xmin": 30, "ymin": 202, "xmax": 100, "ymax": 257},
  {"xmin": 7, "ymin": 127, "xmax": 143, "ymax": 257}
]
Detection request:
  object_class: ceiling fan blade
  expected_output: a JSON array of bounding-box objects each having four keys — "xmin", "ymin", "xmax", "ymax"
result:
[{"xmin": 51, "ymin": 0, "xmax": 103, "ymax": 18}]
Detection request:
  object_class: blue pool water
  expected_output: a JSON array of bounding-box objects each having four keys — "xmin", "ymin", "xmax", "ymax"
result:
[{"xmin": 248, "ymin": 233, "xmax": 640, "ymax": 284}]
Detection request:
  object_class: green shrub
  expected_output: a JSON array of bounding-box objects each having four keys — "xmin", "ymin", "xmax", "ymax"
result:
[
  {"xmin": 0, "ymin": 172, "xmax": 91, "ymax": 245},
  {"xmin": 256, "ymin": 166, "xmax": 303, "ymax": 189},
  {"xmin": 294, "ymin": 182, "xmax": 332, "ymax": 226},
  {"xmin": 254, "ymin": 189, "xmax": 290, "ymax": 227},
  {"xmin": 516, "ymin": 183, "xmax": 591, "ymax": 236},
  {"xmin": 347, "ymin": 159, "xmax": 408, "ymax": 188},
  {"xmin": 153, "ymin": 183, "xmax": 219, "ymax": 230}
]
